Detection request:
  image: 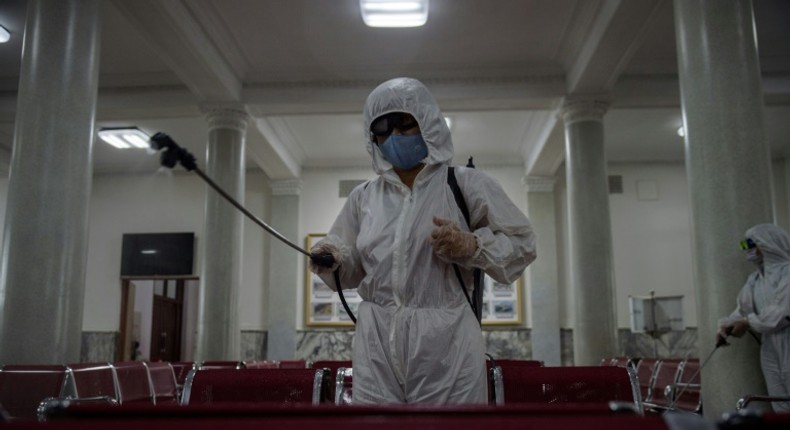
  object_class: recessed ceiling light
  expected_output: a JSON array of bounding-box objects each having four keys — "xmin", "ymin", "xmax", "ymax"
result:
[
  {"xmin": 677, "ymin": 126, "xmax": 685, "ymax": 137},
  {"xmin": 0, "ymin": 25, "xmax": 9, "ymax": 44},
  {"xmin": 98, "ymin": 127, "xmax": 151, "ymax": 149},
  {"xmin": 360, "ymin": 0, "xmax": 429, "ymax": 28}
]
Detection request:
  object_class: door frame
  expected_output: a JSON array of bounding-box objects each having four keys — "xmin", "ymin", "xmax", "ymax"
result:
[{"xmin": 118, "ymin": 275, "xmax": 198, "ymax": 362}]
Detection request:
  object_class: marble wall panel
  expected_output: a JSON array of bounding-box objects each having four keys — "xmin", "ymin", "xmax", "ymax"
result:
[
  {"xmin": 80, "ymin": 331, "xmax": 117, "ymax": 363},
  {"xmin": 296, "ymin": 330, "xmax": 355, "ymax": 361},
  {"xmin": 482, "ymin": 329, "xmax": 531, "ymax": 359},
  {"xmin": 618, "ymin": 328, "xmax": 699, "ymax": 359},
  {"xmin": 560, "ymin": 328, "xmax": 574, "ymax": 366},
  {"xmin": 241, "ymin": 330, "xmax": 267, "ymax": 361},
  {"xmin": 78, "ymin": 328, "xmax": 701, "ymax": 364}
]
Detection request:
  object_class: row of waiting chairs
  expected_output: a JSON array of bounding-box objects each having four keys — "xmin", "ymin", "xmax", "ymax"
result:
[
  {"xmin": 0, "ymin": 359, "xmax": 352, "ymax": 420},
  {"xmin": 489, "ymin": 359, "xmax": 640, "ymax": 412},
  {"xmin": 0, "ymin": 361, "xmax": 179, "ymax": 420},
  {"xmin": 127, "ymin": 359, "xmax": 643, "ymax": 412},
  {"xmin": 602, "ymin": 357, "xmax": 701, "ymax": 413},
  {"xmin": 181, "ymin": 359, "xmax": 640, "ymax": 410},
  {"xmin": 2, "ymin": 358, "xmax": 644, "ymax": 420}
]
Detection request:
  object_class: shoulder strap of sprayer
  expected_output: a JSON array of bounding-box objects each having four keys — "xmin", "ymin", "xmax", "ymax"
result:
[
  {"xmin": 339, "ymin": 166, "xmax": 483, "ymax": 326},
  {"xmin": 448, "ymin": 159, "xmax": 484, "ymax": 323}
]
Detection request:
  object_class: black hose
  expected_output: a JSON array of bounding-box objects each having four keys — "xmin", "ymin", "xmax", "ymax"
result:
[
  {"xmin": 150, "ymin": 132, "xmax": 357, "ymax": 323},
  {"xmin": 335, "ymin": 271, "xmax": 356, "ymax": 324}
]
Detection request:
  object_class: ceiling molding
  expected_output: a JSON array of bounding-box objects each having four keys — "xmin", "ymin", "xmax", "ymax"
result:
[
  {"xmin": 199, "ymin": 104, "xmax": 250, "ymax": 133},
  {"xmin": 250, "ymin": 117, "xmax": 303, "ymax": 180},
  {"xmin": 95, "ymin": 86, "xmax": 199, "ymax": 120},
  {"xmin": 523, "ymin": 111, "xmax": 560, "ymax": 174},
  {"xmin": 244, "ymin": 76, "xmax": 567, "ymax": 115},
  {"xmin": 555, "ymin": 0, "xmax": 603, "ymax": 70},
  {"xmin": 525, "ymin": 118, "xmax": 567, "ymax": 177},
  {"xmin": 524, "ymin": 176, "xmax": 557, "ymax": 193},
  {"xmin": 265, "ymin": 117, "xmax": 307, "ymax": 164},
  {"xmin": 185, "ymin": 0, "xmax": 251, "ymax": 80},
  {"xmin": 566, "ymin": 0, "xmax": 666, "ymax": 94},
  {"xmin": 110, "ymin": 0, "xmax": 241, "ymax": 102}
]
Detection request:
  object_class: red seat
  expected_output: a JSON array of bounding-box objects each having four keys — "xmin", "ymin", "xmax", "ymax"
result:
[
  {"xmin": 0, "ymin": 365, "xmax": 71, "ymax": 420},
  {"xmin": 243, "ymin": 360, "xmax": 279, "ymax": 369},
  {"xmin": 279, "ymin": 360, "xmax": 310, "ymax": 369},
  {"xmin": 68, "ymin": 363, "xmax": 119, "ymax": 403},
  {"xmin": 490, "ymin": 359, "xmax": 543, "ymax": 369},
  {"xmin": 112, "ymin": 361, "xmax": 154, "ymax": 404},
  {"xmin": 38, "ymin": 403, "xmax": 670, "ymax": 429},
  {"xmin": 146, "ymin": 362, "xmax": 178, "ymax": 405},
  {"xmin": 644, "ymin": 359, "xmax": 682, "ymax": 410},
  {"xmin": 199, "ymin": 360, "xmax": 244, "ymax": 370},
  {"xmin": 634, "ymin": 358, "xmax": 659, "ymax": 402},
  {"xmin": 610, "ymin": 357, "xmax": 632, "ymax": 368},
  {"xmin": 169, "ymin": 362, "xmax": 194, "ymax": 387},
  {"xmin": 498, "ymin": 366, "xmax": 639, "ymax": 407},
  {"xmin": 182, "ymin": 368, "xmax": 331, "ymax": 405},
  {"xmin": 670, "ymin": 358, "xmax": 701, "ymax": 412}
]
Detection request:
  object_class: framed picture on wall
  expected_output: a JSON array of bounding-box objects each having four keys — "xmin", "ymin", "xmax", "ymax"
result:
[
  {"xmin": 304, "ymin": 233, "xmax": 360, "ymax": 327},
  {"xmin": 481, "ymin": 274, "xmax": 524, "ymax": 326}
]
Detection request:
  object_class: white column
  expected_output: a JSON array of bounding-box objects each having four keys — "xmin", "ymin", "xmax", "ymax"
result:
[
  {"xmin": 525, "ymin": 176, "xmax": 561, "ymax": 366},
  {"xmin": 195, "ymin": 105, "xmax": 249, "ymax": 361},
  {"xmin": 561, "ymin": 99, "xmax": 618, "ymax": 366},
  {"xmin": 0, "ymin": 0, "xmax": 101, "ymax": 364},
  {"xmin": 266, "ymin": 179, "xmax": 302, "ymax": 360},
  {"xmin": 674, "ymin": 0, "xmax": 771, "ymax": 418}
]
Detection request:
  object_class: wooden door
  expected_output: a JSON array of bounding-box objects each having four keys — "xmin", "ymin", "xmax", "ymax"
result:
[{"xmin": 150, "ymin": 280, "xmax": 183, "ymax": 362}]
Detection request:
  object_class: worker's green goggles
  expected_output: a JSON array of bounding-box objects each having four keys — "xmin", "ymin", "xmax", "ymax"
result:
[{"xmin": 739, "ymin": 238, "xmax": 757, "ymax": 251}]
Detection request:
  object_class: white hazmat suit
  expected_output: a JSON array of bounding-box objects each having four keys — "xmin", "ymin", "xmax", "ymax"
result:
[
  {"xmin": 719, "ymin": 223, "xmax": 790, "ymax": 412},
  {"xmin": 313, "ymin": 78, "xmax": 536, "ymax": 404}
]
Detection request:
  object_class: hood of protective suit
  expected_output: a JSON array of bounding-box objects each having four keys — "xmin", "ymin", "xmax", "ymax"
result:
[
  {"xmin": 363, "ymin": 77, "xmax": 454, "ymax": 175},
  {"xmin": 745, "ymin": 223, "xmax": 790, "ymax": 267}
]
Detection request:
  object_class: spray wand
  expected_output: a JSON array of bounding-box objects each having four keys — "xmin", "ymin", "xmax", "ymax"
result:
[
  {"xmin": 149, "ymin": 132, "xmax": 355, "ymax": 322},
  {"xmin": 666, "ymin": 327, "xmax": 733, "ymax": 411}
]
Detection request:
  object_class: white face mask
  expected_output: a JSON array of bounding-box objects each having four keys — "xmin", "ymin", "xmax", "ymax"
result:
[{"xmin": 746, "ymin": 248, "xmax": 763, "ymax": 266}]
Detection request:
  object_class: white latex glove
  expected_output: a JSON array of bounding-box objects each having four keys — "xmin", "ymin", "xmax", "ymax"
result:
[
  {"xmin": 309, "ymin": 242, "xmax": 340, "ymax": 275},
  {"xmin": 431, "ymin": 216, "xmax": 477, "ymax": 259},
  {"xmin": 729, "ymin": 319, "xmax": 750, "ymax": 338}
]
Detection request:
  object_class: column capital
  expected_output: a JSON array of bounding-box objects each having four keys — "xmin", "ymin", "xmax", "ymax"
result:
[
  {"xmin": 271, "ymin": 179, "xmax": 303, "ymax": 196},
  {"xmin": 560, "ymin": 99, "xmax": 609, "ymax": 126},
  {"xmin": 524, "ymin": 176, "xmax": 556, "ymax": 192},
  {"xmin": 200, "ymin": 104, "xmax": 250, "ymax": 133}
]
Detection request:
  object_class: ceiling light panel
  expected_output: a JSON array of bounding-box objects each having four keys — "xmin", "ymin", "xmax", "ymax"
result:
[
  {"xmin": 0, "ymin": 25, "xmax": 9, "ymax": 43},
  {"xmin": 98, "ymin": 128, "xmax": 151, "ymax": 149},
  {"xmin": 360, "ymin": 0, "xmax": 429, "ymax": 28}
]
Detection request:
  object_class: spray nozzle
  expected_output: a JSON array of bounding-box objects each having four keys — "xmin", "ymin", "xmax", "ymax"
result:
[
  {"xmin": 716, "ymin": 326, "xmax": 734, "ymax": 348},
  {"xmin": 150, "ymin": 132, "xmax": 197, "ymax": 171}
]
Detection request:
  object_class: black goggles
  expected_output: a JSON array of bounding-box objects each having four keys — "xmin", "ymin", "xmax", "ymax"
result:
[
  {"xmin": 369, "ymin": 113, "xmax": 418, "ymax": 140},
  {"xmin": 739, "ymin": 238, "xmax": 757, "ymax": 251}
]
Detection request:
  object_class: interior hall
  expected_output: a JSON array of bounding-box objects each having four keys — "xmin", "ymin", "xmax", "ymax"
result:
[{"xmin": 0, "ymin": 0, "xmax": 789, "ymax": 429}]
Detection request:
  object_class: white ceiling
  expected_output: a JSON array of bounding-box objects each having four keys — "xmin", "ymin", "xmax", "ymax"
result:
[{"xmin": 0, "ymin": 0, "xmax": 789, "ymax": 178}]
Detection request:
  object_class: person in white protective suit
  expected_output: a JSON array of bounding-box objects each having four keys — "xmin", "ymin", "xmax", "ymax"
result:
[
  {"xmin": 717, "ymin": 223, "xmax": 790, "ymax": 412},
  {"xmin": 309, "ymin": 77, "xmax": 536, "ymax": 404}
]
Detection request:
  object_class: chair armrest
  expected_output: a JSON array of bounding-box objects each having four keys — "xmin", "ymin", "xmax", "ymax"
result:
[
  {"xmin": 672, "ymin": 382, "xmax": 701, "ymax": 390},
  {"xmin": 488, "ymin": 366, "xmax": 504, "ymax": 405},
  {"xmin": 37, "ymin": 396, "xmax": 119, "ymax": 421},
  {"xmin": 736, "ymin": 394, "xmax": 790, "ymax": 410},
  {"xmin": 608, "ymin": 401, "xmax": 641, "ymax": 414}
]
